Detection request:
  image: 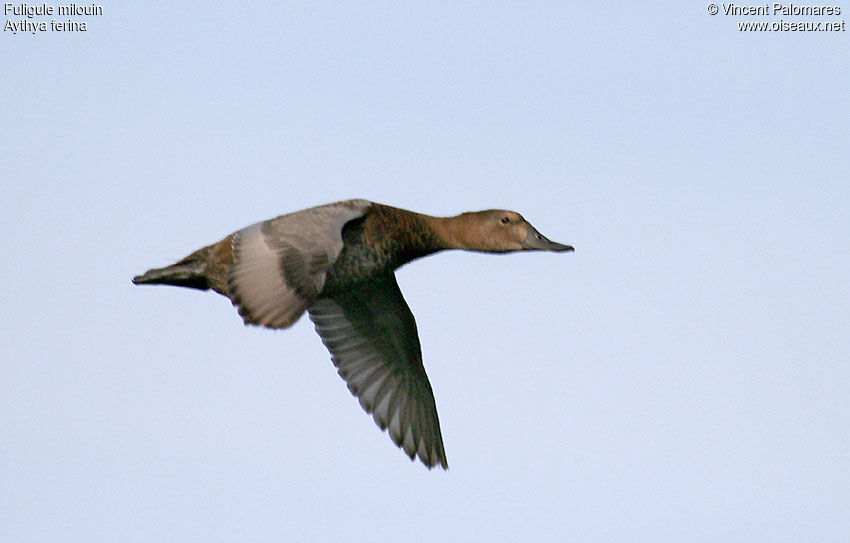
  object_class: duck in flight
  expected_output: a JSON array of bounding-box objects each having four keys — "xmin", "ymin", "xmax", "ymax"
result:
[{"xmin": 133, "ymin": 199, "xmax": 573, "ymax": 469}]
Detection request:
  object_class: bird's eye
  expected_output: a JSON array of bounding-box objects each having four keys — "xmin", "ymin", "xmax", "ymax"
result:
[{"xmin": 500, "ymin": 217, "xmax": 511, "ymax": 224}]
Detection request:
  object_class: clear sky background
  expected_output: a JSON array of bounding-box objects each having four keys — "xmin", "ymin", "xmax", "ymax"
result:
[{"xmin": 2, "ymin": 2, "xmax": 848, "ymax": 541}]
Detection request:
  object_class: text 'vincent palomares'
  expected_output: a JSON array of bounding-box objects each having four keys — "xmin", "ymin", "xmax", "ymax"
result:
[{"xmin": 720, "ymin": 3, "xmax": 841, "ymax": 16}]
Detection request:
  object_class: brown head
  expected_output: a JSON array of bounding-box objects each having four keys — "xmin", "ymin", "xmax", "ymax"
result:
[{"xmin": 441, "ymin": 210, "xmax": 574, "ymax": 253}]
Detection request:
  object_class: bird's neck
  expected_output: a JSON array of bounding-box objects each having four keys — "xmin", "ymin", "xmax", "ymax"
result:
[
  {"xmin": 422, "ymin": 212, "xmax": 487, "ymax": 252},
  {"xmin": 367, "ymin": 205, "xmax": 463, "ymax": 268}
]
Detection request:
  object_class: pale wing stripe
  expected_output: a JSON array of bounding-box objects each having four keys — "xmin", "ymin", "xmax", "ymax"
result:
[
  {"xmin": 387, "ymin": 399, "xmax": 403, "ymax": 445},
  {"xmin": 356, "ymin": 366, "xmax": 392, "ymax": 403},
  {"xmin": 230, "ymin": 224, "xmax": 308, "ymax": 328},
  {"xmin": 229, "ymin": 200, "xmax": 371, "ymax": 330},
  {"xmin": 337, "ymin": 358, "xmax": 382, "ymax": 382},
  {"xmin": 363, "ymin": 370, "xmax": 394, "ymax": 415},
  {"xmin": 372, "ymin": 374, "xmax": 402, "ymax": 430},
  {"xmin": 402, "ymin": 418, "xmax": 416, "ymax": 459},
  {"xmin": 347, "ymin": 364, "xmax": 386, "ymax": 396}
]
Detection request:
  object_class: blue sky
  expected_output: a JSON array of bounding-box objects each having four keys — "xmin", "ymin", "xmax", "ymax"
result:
[{"xmin": 2, "ymin": 2, "xmax": 849, "ymax": 541}]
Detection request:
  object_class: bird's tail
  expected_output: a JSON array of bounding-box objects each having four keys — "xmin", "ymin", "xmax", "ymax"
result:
[{"xmin": 132, "ymin": 255, "xmax": 210, "ymax": 291}]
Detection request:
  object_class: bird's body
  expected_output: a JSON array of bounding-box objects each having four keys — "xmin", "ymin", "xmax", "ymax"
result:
[{"xmin": 133, "ymin": 199, "xmax": 572, "ymax": 469}]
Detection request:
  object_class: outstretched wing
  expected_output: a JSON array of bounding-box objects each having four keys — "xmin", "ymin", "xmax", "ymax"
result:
[
  {"xmin": 229, "ymin": 199, "xmax": 371, "ymax": 329},
  {"xmin": 308, "ymin": 274, "xmax": 448, "ymax": 469}
]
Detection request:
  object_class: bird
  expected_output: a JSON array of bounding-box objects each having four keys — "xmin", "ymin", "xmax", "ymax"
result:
[{"xmin": 133, "ymin": 199, "xmax": 573, "ymax": 469}]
